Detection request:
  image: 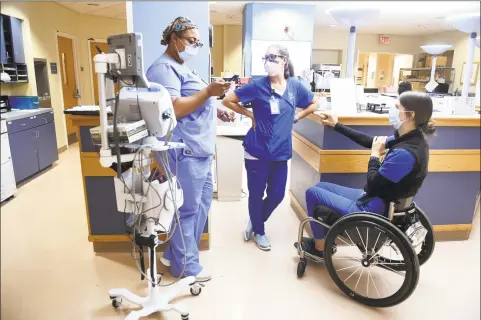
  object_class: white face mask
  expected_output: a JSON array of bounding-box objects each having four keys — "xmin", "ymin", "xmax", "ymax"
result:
[
  {"xmin": 175, "ymin": 40, "xmax": 198, "ymax": 62},
  {"xmin": 389, "ymin": 105, "xmax": 409, "ymax": 130},
  {"xmin": 264, "ymin": 61, "xmax": 283, "ymax": 77}
]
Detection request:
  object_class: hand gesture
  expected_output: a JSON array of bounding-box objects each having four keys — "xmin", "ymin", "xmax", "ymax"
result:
[
  {"xmin": 319, "ymin": 112, "xmax": 338, "ymax": 127},
  {"xmin": 217, "ymin": 109, "xmax": 235, "ymax": 122},
  {"xmin": 371, "ymin": 136, "xmax": 387, "ymax": 158},
  {"xmin": 207, "ymin": 80, "xmax": 231, "ymax": 97}
]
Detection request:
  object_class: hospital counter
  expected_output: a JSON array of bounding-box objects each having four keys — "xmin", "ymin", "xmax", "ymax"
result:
[
  {"xmin": 290, "ymin": 112, "xmax": 481, "ymax": 241},
  {"xmin": 66, "ymin": 112, "xmax": 211, "ymax": 252}
]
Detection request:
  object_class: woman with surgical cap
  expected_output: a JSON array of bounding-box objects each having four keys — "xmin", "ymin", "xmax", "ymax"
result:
[{"xmin": 146, "ymin": 17, "xmax": 232, "ymax": 282}]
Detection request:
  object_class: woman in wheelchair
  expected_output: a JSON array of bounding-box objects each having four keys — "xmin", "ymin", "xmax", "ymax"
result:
[{"xmin": 295, "ymin": 91, "xmax": 436, "ymax": 259}]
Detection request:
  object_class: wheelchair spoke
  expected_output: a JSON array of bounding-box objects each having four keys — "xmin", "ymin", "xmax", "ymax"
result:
[
  {"xmin": 368, "ymin": 270, "xmax": 381, "ymax": 298},
  {"xmin": 372, "ymin": 263, "xmax": 405, "ymax": 277},
  {"xmin": 368, "ymin": 239, "xmax": 390, "ymax": 262},
  {"xmin": 336, "ymin": 236, "xmax": 355, "ymax": 247},
  {"xmin": 344, "ymin": 230, "xmax": 357, "ymax": 247},
  {"xmin": 354, "ymin": 267, "xmax": 365, "ymax": 290},
  {"xmin": 372, "ymin": 231, "xmax": 381, "ymax": 254},
  {"xmin": 343, "ymin": 266, "xmax": 362, "ymax": 283},
  {"xmin": 336, "ymin": 264, "xmax": 359, "ymax": 272},
  {"xmin": 356, "ymin": 227, "xmax": 367, "ymax": 254},
  {"xmin": 366, "ymin": 227, "xmax": 369, "ymax": 256},
  {"xmin": 332, "ymin": 257, "xmax": 362, "ymax": 261}
]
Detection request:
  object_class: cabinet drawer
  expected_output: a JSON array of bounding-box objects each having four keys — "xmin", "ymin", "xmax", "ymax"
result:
[{"xmin": 6, "ymin": 112, "xmax": 54, "ymax": 134}]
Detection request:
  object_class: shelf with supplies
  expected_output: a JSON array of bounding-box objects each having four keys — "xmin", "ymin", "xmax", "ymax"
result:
[
  {"xmin": 399, "ymin": 67, "xmax": 455, "ymax": 92},
  {"xmin": 0, "ymin": 63, "xmax": 28, "ymax": 83}
]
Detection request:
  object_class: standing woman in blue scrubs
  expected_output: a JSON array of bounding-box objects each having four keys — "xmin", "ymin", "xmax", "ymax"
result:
[
  {"xmin": 222, "ymin": 45, "xmax": 318, "ymax": 251},
  {"xmin": 146, "ymin": 17, "xmax": 232, "ymax": 281}
]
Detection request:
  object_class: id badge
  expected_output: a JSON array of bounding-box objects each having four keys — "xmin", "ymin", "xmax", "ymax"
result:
[{"xmin": 270, "ymin": 98, "xmax": 280, "ymax": 115}]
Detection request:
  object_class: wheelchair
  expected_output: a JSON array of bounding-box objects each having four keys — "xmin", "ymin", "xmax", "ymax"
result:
[{"xmin": 296, "ymin": 197, "xmax": 435, "ymax": 308}]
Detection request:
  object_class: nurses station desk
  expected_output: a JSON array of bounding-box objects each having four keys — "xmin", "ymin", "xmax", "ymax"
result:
[
  {"xmin": 65, "ymin": 111, "xmax": 211, "ymax": 252},
  {"xmin": 290, "ymin": 112, "xmax": 481, "ymax": 241}
]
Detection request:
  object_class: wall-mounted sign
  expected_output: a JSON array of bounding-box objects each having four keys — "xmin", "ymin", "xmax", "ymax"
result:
[
  {"xmin": 379, "ymin": 35, "xmax": 390, "ymax": 45},
  {"xmin": 50, "ymin": 62, "xmax": 58, "ymax": 74}
]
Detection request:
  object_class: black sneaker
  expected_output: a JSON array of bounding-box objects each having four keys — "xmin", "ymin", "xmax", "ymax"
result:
[{"xmin": 294, "ymin": 237, "xmax": 337, "ymax": 259}]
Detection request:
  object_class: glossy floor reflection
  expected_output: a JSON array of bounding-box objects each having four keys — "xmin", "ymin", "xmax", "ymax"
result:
[{"xmin": 1, "ymin": 144, "xmax": 479, "ymax": 320}]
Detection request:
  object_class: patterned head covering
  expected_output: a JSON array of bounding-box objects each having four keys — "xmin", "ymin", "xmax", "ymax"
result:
[{"xmin": 161, "ymin": 16, "xmax": 198, "ymax": 46}]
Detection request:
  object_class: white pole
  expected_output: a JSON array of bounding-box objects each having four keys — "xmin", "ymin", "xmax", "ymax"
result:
[
  {"xmin": 430, "ymin": 55, "xmax": 437, "ymax": 82},
  {"xmin": 346, "ymin": 26, "xmax": 357, "ymax": 79},
  {"xmin": 462, "ymin": 32, "xmax": 477, "ymax": 98},
  {"xmin": 98, "ymin": 73, "xmax": 109, "ymax": 151}
]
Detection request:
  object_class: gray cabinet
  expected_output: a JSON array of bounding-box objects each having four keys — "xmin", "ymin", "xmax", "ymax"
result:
[
  {"xmin": 9, "ymin": 16, "xmax": 25, "ymax": 64},
  {"xmin": 7, "ymin": 112, "xmax": 58, "ymax": 183},
  {"xmin": 0, "ymin": 15, "xmax": 6, "ymax": 64},
  {"xmin": 37, "ymin": 122, "xmax": 58, "ymax": 170},
  {"xmin": 8, "ymin": 128, "xmax": 39, "ymax": 183},
  {"xmin": 0, "ymin": 14, "xmax": 25, "ymax": 64}
]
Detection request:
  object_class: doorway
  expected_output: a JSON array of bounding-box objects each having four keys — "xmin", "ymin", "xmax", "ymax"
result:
[
  {"xmin": 88, "ymin": 39, "xmax": 119, "ymax": 105},
  {"xmin": 57, "ymin": 34, "xmax": 80, "ymax": 144}
]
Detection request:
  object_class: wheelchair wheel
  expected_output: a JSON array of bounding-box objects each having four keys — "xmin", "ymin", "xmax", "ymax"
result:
[
  {"xmin": 380, "ymin": 207, "xmax": 435, "ymax": 271},
  {"xmin": 324, "ymin": 214, "xmax": 419, "ymax": 308}
]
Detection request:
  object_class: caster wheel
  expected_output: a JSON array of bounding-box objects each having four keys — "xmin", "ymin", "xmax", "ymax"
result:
[
  {"xmin": 181, "ymin": 314, "xmax": 189, "ymax": 320},
  {"xmin": 297, "ymin": 260, "xmax": 307, "ymax": 278},
  {"xmin": 190, "ymin": 286, "xmax": 202, "ymax": 296},
  {"xmin": 111, "ymin": 297, "xmax": 122, "ymax": 308}
]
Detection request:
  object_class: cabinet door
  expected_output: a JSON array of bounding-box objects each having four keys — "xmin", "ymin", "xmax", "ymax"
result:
[
  {"xmin": 8, "ymin": 128, "xmax": 39, "ymax": 183},
  {"xmin": 0, "ymin": 15, "xmax": 7, "ymax": 64},
  {"xmin": 9, "ymin": 16, "xmax": 25, "ymax": 64},
  {"xmin": 36, "ymin": 122, "xmax": 58, "ymax": 170}
]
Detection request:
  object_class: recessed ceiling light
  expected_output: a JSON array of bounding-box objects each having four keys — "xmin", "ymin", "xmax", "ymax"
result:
[
  {"xmin": 87, "ymin": 3, "xmax": 100, "ymax": 6},
  {"xmin": 329, "ymin": 24, "xmax": 338, "ymax": 27},
  {"xmin": 210, "ymin": 1, "xmax": 217, "ymax": 4}
]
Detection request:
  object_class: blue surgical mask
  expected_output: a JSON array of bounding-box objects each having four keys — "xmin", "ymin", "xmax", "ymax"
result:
[
  {"xmin": 388, "ymin": 105, "xmax": 405, "ymax": 130},
  {"xmin": 175, "ymin": 41, "xmax": 198, "ymax": 62}
]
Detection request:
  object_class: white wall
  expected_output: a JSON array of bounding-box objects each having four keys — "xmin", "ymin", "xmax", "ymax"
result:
[{"xmin": 313, "ymin": 27, "xmax": 424, "ymax": 76}]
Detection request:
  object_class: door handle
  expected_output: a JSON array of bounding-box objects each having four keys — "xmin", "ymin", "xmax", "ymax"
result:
[{"xmin": 43, "ymin": 118, "xmax": 48, "ymax": 124}]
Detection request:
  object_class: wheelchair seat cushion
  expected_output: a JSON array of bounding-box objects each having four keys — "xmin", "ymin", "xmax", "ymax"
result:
[{"xmin": 313, "ymin": 205, "xmax": 342, "ymax": 226}]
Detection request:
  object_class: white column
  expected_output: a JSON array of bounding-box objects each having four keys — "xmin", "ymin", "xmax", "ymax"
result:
[
  {"xmin": 462, "ymin": 32, "xmax": 477, "ymax": 98},
  {"xmin": 346, "ymin": 26, "xmax": 357, "ymax": 79}
]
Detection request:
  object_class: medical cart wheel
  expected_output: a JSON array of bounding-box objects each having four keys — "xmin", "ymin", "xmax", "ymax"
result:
[
  {"xmin": 382, "ymin": 206, "xmax": 435, "ymax": 271},
  {"xmin": 111, "ymin": 297, "xmax": 122, "ymax": 308},
  {"xmin": 297, "ymin": 259, "xmax": 307, "ymax": 278},
  {"xmin": 324, "ymin": 214, "xmax": 419, "ymax": 308},
  {"xmin": 190, "ymin": 286, "xmax": 202, "ymax": 296}
]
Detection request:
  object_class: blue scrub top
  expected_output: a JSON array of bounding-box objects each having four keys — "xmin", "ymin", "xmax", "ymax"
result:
[
  {"xmin": 146, "ymin": 54, "xmax": 216, "ymax": 158},
  {"xmin": 235, "ymin": 76, "xmax": 314, "ymax": 161}
]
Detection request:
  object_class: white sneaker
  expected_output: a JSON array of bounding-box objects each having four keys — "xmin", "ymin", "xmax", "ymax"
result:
[
  {"xmin": 159, "ymin": 256, "xmax": 171, "ymax": 267},
  {"xmin": 244, "ymin": 219, "xmax": 253, "ymax": 241},
  {"xmin": 195, "ymin": 269, "xmax": 212, "ymax": 282}
]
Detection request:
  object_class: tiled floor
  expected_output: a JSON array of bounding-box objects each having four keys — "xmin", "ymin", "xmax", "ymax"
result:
[{"xmin": 1, "ymin": 144, "xmax": 480, "ymax": 320}]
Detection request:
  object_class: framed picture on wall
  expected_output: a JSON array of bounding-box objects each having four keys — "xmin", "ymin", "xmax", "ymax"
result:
[{"xmin": 460, "ymin": 62, "xmax": 479, "ymax": 85}]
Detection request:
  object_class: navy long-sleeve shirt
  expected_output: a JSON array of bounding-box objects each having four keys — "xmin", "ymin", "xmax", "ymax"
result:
[{"xmin": 334, "ymin": 123, "xmax": 415, "ymax": 213}]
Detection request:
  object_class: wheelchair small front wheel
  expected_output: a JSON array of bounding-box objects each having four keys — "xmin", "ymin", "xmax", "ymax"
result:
[
  {"xmin": 297, "ymin": 259, "xmax": 307, "ymax": 278},
  {"xmin": 324, "ymin": 214, "xmax": 419, "ymax": 308}
]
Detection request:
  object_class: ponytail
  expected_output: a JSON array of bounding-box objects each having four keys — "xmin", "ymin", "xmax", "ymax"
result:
[
  {"xmin": 284, "ymin": 59, "xmax": 294, "ymax": 79},
  {"xmin": 419, "ymin": 120, "xmax": 436, "ymax": 136}
]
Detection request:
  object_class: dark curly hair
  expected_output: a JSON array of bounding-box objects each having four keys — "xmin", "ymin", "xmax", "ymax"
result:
[{"xmin": 161, "ymin": 16, "xmax": 197, "ymax": 46}]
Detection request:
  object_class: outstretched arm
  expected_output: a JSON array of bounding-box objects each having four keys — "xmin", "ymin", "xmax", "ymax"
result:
[
  {"xmin": 320, "ymin": 113, "xmax": 394, "ymax": 149},
  {"xmin": 334, "ymin": 122, "xmax": 375, "ymax": 148}
]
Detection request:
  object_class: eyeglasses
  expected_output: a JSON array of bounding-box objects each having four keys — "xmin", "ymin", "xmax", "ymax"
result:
[
  {"xmin": 181, "ymin": 36, "xmax": 204, "ymax": 48},
  {"xmin": 262, "ymin": 54, "xmax": 284, "ymax": 63}
]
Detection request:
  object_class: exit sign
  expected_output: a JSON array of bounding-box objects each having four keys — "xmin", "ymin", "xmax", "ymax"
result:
[{"xmin": 380, "ymin": 35, "xmax": 390, "ymax": 44}]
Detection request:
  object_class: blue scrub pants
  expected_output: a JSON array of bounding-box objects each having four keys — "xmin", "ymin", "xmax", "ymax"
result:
[
  {"xmin": 245, "ymin": 159, "xmax": 288, "ymax": 236},
  {"xmin": 154, "ymin": 151, "xmax": 212, "ymax": 278},
  {"xmin": 306, "ymin": 182, "xmax": 386, "ymax": 240}
]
